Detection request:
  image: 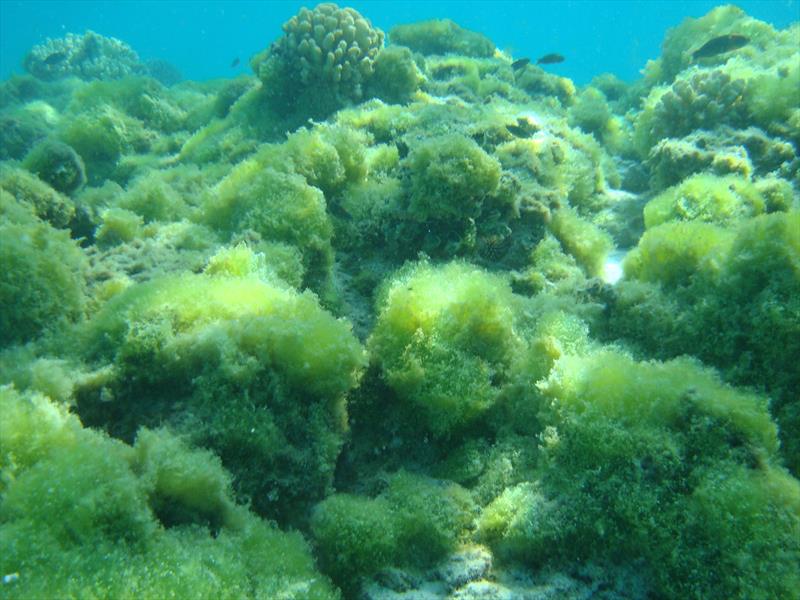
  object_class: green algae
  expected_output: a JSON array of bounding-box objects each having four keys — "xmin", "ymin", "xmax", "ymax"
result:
[
  {"xmin": 0, "ymin": 387, "xmax": 340, "ymax": 600},
  {"xmin": 0, "ymin": 4, "xmax": 798, "ymax": 599}
]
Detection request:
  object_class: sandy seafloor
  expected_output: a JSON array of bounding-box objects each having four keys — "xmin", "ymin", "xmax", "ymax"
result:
[{"xmin": 0, "ymin": 2, "xmax": 799, "ymax": 599}]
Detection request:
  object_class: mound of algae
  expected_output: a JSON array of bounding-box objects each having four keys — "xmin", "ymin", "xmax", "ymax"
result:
[
  {"xmin": 0, "ymin": 386, "xmax": 339, "ymax": 599},
  {"xmin": 1, "ymin": 2, "xmax": 798, "ymax": 599}
]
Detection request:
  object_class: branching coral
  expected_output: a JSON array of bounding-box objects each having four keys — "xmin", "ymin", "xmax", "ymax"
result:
[
  {"xmin": 251, "ymin": 3, "xmax": 384, "ymax": 118},
  {"xmin": 635, "ymin": 69, "xmax": 749, "ymax": 153}
]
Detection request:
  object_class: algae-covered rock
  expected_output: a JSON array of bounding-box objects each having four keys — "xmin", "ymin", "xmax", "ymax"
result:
[
  {"xmin": 366, "ymin": 45, "xmax": 423, "ymax": 104},
  {"xmin": 284, "ymin": 123, "xmax": 370, "ymax": 199},
  {"xmin": 0, "ymin": 219, "xmax": 86, "ymax": 347},
  {"xmin": 22, "ymin": 139, "xmax": 86, "ymax": 195},
  {"xmin": 0, "ymin": 387, "xmax": 340, "ymax": 600},
  {"xmin": 2, "ymin": 5, "xmax": 799, "ymax": 599},
  {"xmin": 68, "ymin": 76, "xmax": 189, "ymax": 133},
  {"xmin": 647, "ymin": 131, "xmax": 738, "ymax": 190},
  {"xmin": 478, "ymin": 348, "xmax": 798, "ymax": 599},
  {"xmin": 369, "ymin": 261, "xmax": 522, "ymax": 438},
  {"xmin": 549, "ymin": 207, "xmax": 614, "ymax": 277},
  {"xmin": 405, "ymin": 133, "xmax": 501, "ymax": 221},
  {"xmin": 75, "ymin": 247, "xmax": 366, "ymax": 523},
  {"xmin": 623, "ymin": 220, "xmax": 732, "ymax": 287},
  {"xmin": 0, "ymin": 112, "xmax": 48, "ymax": 161},
  {"xmin": 389, "ymin": 19, "xmax": 495, "ymax": 58},
  {"xmin": 568, "ymin": 86, "xmax": 613, "ymax": 141},
  {"xmin": 57, "ymin": 104, "xmax": 150, "ymax": 184},
  {"xmin": 514, "ymin": 64, "xmax": 577, "ymax": 106},
  {"xmin": 114, "ymin": 170, "xmax": 191, "ymax": 223},
  {"xmin": 95, "ymin": 207, "xmax": 143, "ymax": 247},
  {"xmin": 642, "ymin": 173, "xmax": 767, "ymax": 228},
  {"xmin": 311, "ymin": 471, "xmax": 473, "ymax": 593},
  {"xmin": 0, "ymin": 165, "xmax": 75, "ymax": 228},
  {"xmin": 204, "ymin": 159, "xmax": 335, "ymax": 292},
  {"xmin": 605, "ymin": 212, "xmax": 800, "ymax": 474},
  {"xmin": 648, "ymin": 126, "xmax": 799, "ymax": 189}
]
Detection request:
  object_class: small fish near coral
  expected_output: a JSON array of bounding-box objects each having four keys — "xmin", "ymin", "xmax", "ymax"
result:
[
  {"xmin": 230, "ymin": 57, "xmax": 240, "ymax": 68},
  {"xmin": 692, "ymin": 34, "xmax": 749, "ymax": 60},
  {"xmin": 536, "ymin": 53, "xmax": 565, "ymax": 65},
  {"xmin": 511, "ymin": 57, "xmax": 530, "ymax": 70},
  {"xmin": 43, "ymin": 51, "xmax": 67, "ymax": 66}
]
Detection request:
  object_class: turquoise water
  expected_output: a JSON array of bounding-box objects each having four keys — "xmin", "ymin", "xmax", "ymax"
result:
[{"xmin": 1, "ymin": 0, "xmax": 797, "ymax": 83}]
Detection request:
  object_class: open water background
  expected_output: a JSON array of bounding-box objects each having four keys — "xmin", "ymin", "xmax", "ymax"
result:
[{"xmin": 1, "ymin": 0, "xmax": 798, "ymax": 86}]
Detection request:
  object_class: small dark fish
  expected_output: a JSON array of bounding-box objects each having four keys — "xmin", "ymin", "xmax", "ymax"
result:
[
  {"xmin": 506, "ymin": 116, "xmax": 540, "ymax": 138},
  {"xmin": 44, "ymin": 52, "xmax": 67, "ymax": 66},
  {"xmin": 536, "ymin": 53, "xmax": 565, "ymax": 65},
  {"xmin": 506, "ymin": 123, "xmax": 529, "ymax": 137},
  {"xmin": 230, "ymin": 57, "xmax": 240, "ymax": 68},
  {"xmin": 396, "ymin": 140, "xmax": 409, "ymax": 159},
  {"xmin": 511, "ymin": 57, "xmax": 530, "ymax": 70},
  {"xmin": 692, "ymin": 34, "xmax": 749, "ymax": 60}
]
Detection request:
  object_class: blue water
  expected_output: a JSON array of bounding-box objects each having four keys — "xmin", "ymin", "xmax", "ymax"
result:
[{"xmin": 1, "ymin": 0, "xmax": 797, "ymax": 86}]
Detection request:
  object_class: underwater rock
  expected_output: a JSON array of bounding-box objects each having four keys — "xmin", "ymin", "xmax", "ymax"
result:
[
  {"xmin": 310, "ymin": 471, "xmax": 474, "ymax": 594},
  {"xmin": 0, "ymin": 217, "xmax": 86, "ymax": 347},
  {"xmin": 647, "ymin": 126, "xmax": 799, "ymax": 190},
  {"xmin": 642, "ymin": 173, "xmax": 768, "ymax": 228},
  {"xmin": 23, "ymin": 139, "xmax": 86, "ymax": 195},
  {"xmin": 368, "ymin": 261, "xmax": 522, "ymax": 438},
  {"xmin": 366, "ymin": 45, "xmax": 423, "ymax": 104},
  {"xmin": 388, "ymin": 19, "xmax": 495, "ymax": 58},
  {"xmin": 0, "ymin": 165, "xmax": 75, "ymax": 228},
  {"xmin": 513, "ymin": 64, "xmax": 576, "ymax": 105},
  {"xmin": 602, "ymin": 211, "xmax": 800, "ymax": 476},
  {"xmin": 361, "ymin": 547, "xmax": 649, "ymax": 599},
  {"xmin": 0, "ymin": 113, "xmax": 48, "ymax": 160},
  {"xmin": 75, "ymin": 247, "xmax": 366, "ymax": 524},
  {"xmin": 0, "ymin": 387, "xmax": 341, "ymax": 599}
]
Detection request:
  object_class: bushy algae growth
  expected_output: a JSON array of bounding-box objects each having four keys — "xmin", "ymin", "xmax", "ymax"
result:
[
  {"xmin": 75, "ymin": 245, "xmax": 366, "ymax": 523},
  {"xmin": 1, "ymin": 3, "xmax": 798, "ymax": 599},
  {"xmin": 0, "ymin": 387, "xmax": 339, "ymax": 600}
]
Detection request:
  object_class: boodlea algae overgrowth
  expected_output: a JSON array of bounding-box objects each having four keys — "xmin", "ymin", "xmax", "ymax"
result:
[{"xmin": 1, "ymin": 2, "xmax": 798, "ymax": 599}]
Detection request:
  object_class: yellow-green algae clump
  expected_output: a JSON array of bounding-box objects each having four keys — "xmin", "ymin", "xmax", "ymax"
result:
[
  {"xmin": 608, "ymin": 210, "xmax": 800, "ymax": 475},
  {"xmin": 0, "ymin": 386, "xmax": 339, "ymax": 600},
  {"xmin": 0, "ymin": 186, "xmax": 86, "ymax": 347},
  {"xmin": 369, "ymin": 261, "xmax": 522, "ymax": 438},
  {"xmin": 76, "ymin": 245, "xmax": 366, "ymax": 523}
]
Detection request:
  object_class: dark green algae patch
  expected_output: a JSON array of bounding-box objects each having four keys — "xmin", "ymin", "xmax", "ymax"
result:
[{"xmin": 1, "ymin": 3, "xmax": 799, "ymax": 599}]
